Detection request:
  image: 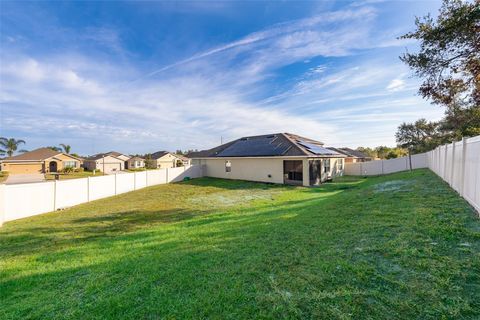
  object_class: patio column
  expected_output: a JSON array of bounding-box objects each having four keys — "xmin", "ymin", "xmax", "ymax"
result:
[{"xmin": 302, "ymin": 159, "xmax": 310, "ymax": 187}]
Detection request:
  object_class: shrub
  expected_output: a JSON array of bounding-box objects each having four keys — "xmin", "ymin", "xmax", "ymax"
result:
[{"xmin": 63, "ymin": 166, "xmax": 74, "ymax": 174}]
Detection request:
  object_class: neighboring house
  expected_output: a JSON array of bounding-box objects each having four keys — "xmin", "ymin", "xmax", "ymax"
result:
[
  {"xmin": 83, "ymin": 154, "xmax": 125, "ymax": 174},
  {"xmin": 126, "ymin": 157, "xmax": 145, "ymax": 169},
  {"xmin": 0, "ymin": 148, "xmax": 82, "ymax": 174},
  {"xmin": 189, "ymin": 133, "xmax": 345, "ymax": 186},
  {"xmin": 328, "ymin": 147, "xmax": 372, "ymax": 163},
  {"xmin": 105, "ymin": 151, "xmax": 130, "ymax": 162},
  {"xmin": 148, "ymin": 151, "xmax": 190, "ymax": 169}
]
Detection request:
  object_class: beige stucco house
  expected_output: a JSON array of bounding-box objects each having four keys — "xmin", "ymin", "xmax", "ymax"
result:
[
  {"xmin": 126, "ymin": 157, "xmax": 145, "ymax": 169},
  {"xmin": 83, "ymin": 154, "xmax": 125, "ymax": 174},
  {"xmin": 189, "ymin": 133, "xmax": 346, "ymax": 186},
  {"xmin": 0, "ymin": 148, "xmax": 82, "ymax": 174},
  {"xmin": 147, "ymin": 151, "xmax": 190, "ymax": 169},
  {"xmin": 106, "ymin": 151, "xmax": 130, "ymax": 162}
]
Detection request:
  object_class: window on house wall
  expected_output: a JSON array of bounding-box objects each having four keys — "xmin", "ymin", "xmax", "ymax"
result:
[
  {"xmin": 324, "ymin": 159, "xmax": 330, "ymax": 173},
  {"xmin": 64, "ymin": 161, "xmax": 76, "ymax": 168},
  {"xmin": 225, "ymin": 160, "xmax": 231, "ymax": 172}
]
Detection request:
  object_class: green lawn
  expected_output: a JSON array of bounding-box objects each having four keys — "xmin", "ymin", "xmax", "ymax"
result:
[
  {"xmin": 1, "ymin": 169, "xmax": 479, "ymax": 319},
  {"xmin": 45, "ymin": 170, "xmax": 102, "ymax": 180}
]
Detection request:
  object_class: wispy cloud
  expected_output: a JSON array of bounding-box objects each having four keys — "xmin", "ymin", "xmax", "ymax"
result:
[{"xmin": 0, "ymin": 1, "xmax": 443, "ymax": 153}]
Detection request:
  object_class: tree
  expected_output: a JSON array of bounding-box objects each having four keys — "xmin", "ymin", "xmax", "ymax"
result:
[
  {"xmin": 46, "ymin": 146, "xmax": 62, "ymax": 152},
  {"xmin": 60, "ymin": 144, "xmax": 71, "ymax": 154},
  {"xmin": 374, "ymin": 146, "xmax": 391, "ymax": 159},
  {"xmin": 0, "ymin": 137, "xmax": 27, "ymax": 157},
  {"xmin": 400, "ymin": 0, "xmax": 480, "ymax": 141},
  {"xmin": 356, "ymin": 147, "xmax": 377, "ymax": 158},
  {"xmin": 396, "ymin": 119, "xmax": 441, "ymax": 154}
]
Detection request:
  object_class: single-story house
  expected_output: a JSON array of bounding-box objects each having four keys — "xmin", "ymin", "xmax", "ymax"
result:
[
  {"xmin": 189, "ymin": 133, "xmax": 346, "ymax": 186},
  {"xmin": 83, "ymin": 154, "xmax": 125, "ymax": 174},
  {"xmin": 147, "ymin": 151, "xmax": 190, "ymax": 169},
  {"xmin": 126, "ymin": 157, "xmax": 145, "ymax": 169},
  {"xmin": 106, "ymin": 151, "xmax": 130, "ymax": 162},
  {"xmin": 0, "ymin": 148, "xmax": 82, "ymax": 174},
  {"xmin": 327, "ymin": 147, "xmax": 371, "ymax": 163}
]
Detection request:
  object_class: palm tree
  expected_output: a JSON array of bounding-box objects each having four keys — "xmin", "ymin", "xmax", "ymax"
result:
[
  {"xmin": 0, "ymin": 137, "xmax": 27, "ymax": 157},
  {"xmin": 60, "ymin": 144, "xmax": 71, "ymax": 154},
  {"xmin": 46, "ymin": 146, "xmax": 62, "ymax": 152}
]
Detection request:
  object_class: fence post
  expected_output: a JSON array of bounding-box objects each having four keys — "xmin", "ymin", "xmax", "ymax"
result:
[
  {"xmin": 87, "ymin": 177, "xmax": 90, "ymax": 202},
  {"xmin": 114, "ymin": 173, "xmax": 117, "ymax": 195},
  {"xmin": 460, "ymin": 137, "xmax": 468, "ymax": 196},
  {"xmin": 53, "ymin": 180, "xmax": 57, "ymax": 211},
  {"xmin": 443, "ymin": 145, "xmax": 448, "ymax": 180},
  {"xmin": 146, "ymin": 170, "xmax": 148, "ymax": 186},
  {"xmin": 166, "ymin": 168, "xmax": 169, "ymax": 183},
  {"xmin": 134, "ymin": 172, "xmax": 136, "ymax": 190},
  {"xmin": 381, "ymin": 160, "xmax": 384, "ymax": 175},
  {"xmin": 450, "ymin": 141, "xmax": 456, "ymax": 187}
]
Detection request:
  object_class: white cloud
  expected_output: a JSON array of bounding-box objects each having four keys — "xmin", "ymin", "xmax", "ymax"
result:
[
  {"xmin": 0, "ymin": 5, "xmax": 440, "ymax": 152},
  {"xmin": 386, "ymin": 78, "xmax": 406, "ymax": 92}
]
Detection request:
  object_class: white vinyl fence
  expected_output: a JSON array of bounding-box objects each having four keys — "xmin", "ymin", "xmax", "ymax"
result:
[
  {"xmin": 345, "ymin": 135, "xmax": 480, "ymax": 215},
  {"xmin": 0, "ymin": 165, "xmax": 203, "ymax": 225},
  {"xmin": 427, "ymin": 136, "xmax": 480, "ymax": 214},
  {"xmin": 345, "ymin": 153, "xmax": 428, "ymax": 176}
]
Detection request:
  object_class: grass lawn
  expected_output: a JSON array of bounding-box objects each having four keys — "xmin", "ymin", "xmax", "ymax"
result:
[
  {"xmin": 45, "ymin": 171, "xmax": 102, "ymax": 180},
  {"xmin": 1, "ymin": 169, "xmax": 479, "ymax": 319}
]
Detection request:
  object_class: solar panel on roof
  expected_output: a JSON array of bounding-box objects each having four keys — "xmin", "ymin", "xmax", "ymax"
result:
[
  {"xmin": 217, "ymin": 135, "xmax": 291, "ymax": 157},
  {"xmin": 297, "ymin": 141, "xmax": 340, "ymax": 155}
]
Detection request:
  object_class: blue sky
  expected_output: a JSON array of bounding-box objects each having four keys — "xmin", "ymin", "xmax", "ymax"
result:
[{"xmin": 0, "ymin": 0, "xmax": 444, "ymax": 155}]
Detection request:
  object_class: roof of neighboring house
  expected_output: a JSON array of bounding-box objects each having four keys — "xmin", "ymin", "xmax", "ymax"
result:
[
  {"xmin": 128, "ymin": 156, "xmax": 145, "ymax": 161},
  {"xmin": 1, "ymin": 148, "xmax": 81, "ymax": 162},
  {"xmin": 84, "ymin": 153, "xmax": 125, "ymax": 161},
  {"xmin": 188, "ymin": 133, "xmax": 344, "ymax": 158},
  {"xmin": 328, "ymin": 147, "xmax": 370, "ymax": 158},
  {"xmin": 150, "ymin": 151, "xmax": 169, "ymax": 159},
  {"xmin": 106, "ymin": 151, "xmax": 128, "ymax": 158},
  {"xmin": 177, "ymin": 155, "xmax": 190, "ymax": 161}
]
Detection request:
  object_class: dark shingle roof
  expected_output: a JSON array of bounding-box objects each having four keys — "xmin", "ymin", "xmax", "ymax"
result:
[
  {"xmin": 150, "ymin": 151, "xmax": 170, "ymax": 159},
  {"xmin": 189, "ymin": 133, "xmax": 344, "ymax": 158},
  {"xmin": 328, "ymin": 147, "xmax": 369, "ymax": 158}
]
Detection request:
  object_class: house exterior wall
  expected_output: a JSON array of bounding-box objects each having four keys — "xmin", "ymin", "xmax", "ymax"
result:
[
  {"xmin": 153, "ymin": 154, "xmax": 178, "ymax": 169},
  {"xmin": 127, "ymin": 159, "xmax": 145, "ymax": 169},
  {"xmin": 0, "ymin": 162, "xmax": 44, "ymax": 174},
  {"xmin": 193, "ymin": 158, "xmax": 286, "ymax": 184},
  {"xmin": 83, "ymin": 155, "xmax": 124, "ymax": 173},
  {"xmin": 1, "ymin": 154, "xmax": 81, "ymax": 174},
  {"xmin": 44, "ymin": 154, "xmax": 81, "ymax": 173},
  {"xmin": 192, "ymin": 157, "xmax": 345, "ymax": 186}
]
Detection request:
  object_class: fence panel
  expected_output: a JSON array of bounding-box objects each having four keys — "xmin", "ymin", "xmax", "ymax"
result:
[
  {"xmin": 88, "ymin": 175, "xmax": 116, "ymax": 201},
  {"xmin": 134, "ymin": 171, "xmax": 147, "ymax": 189},
  {"xmin": 3, "ymin": 182, "xmax": 55, "ymax": 222},
  {"xmin": 116, "ymin": 173, "xmax": 135, "ymax": 194},
  {"xmin": 146, "ymin": 169, "xmax": 167, "ymax": 186},
  {"xmin": 463, "ymin": 136, "xmax": 480, "ymax": 212},
  {"xmin": 55, "ymin": 178, "xmax": 89, "ymax": 209}
]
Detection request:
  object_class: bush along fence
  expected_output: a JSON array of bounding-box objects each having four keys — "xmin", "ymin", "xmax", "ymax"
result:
[
  {"xmin": 345, "ymin": 135, "xmax": 480, "ymax": 215},
  {"xmin": 0, "ymin": 165, "xmax": 203, "ymax": 225}
]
